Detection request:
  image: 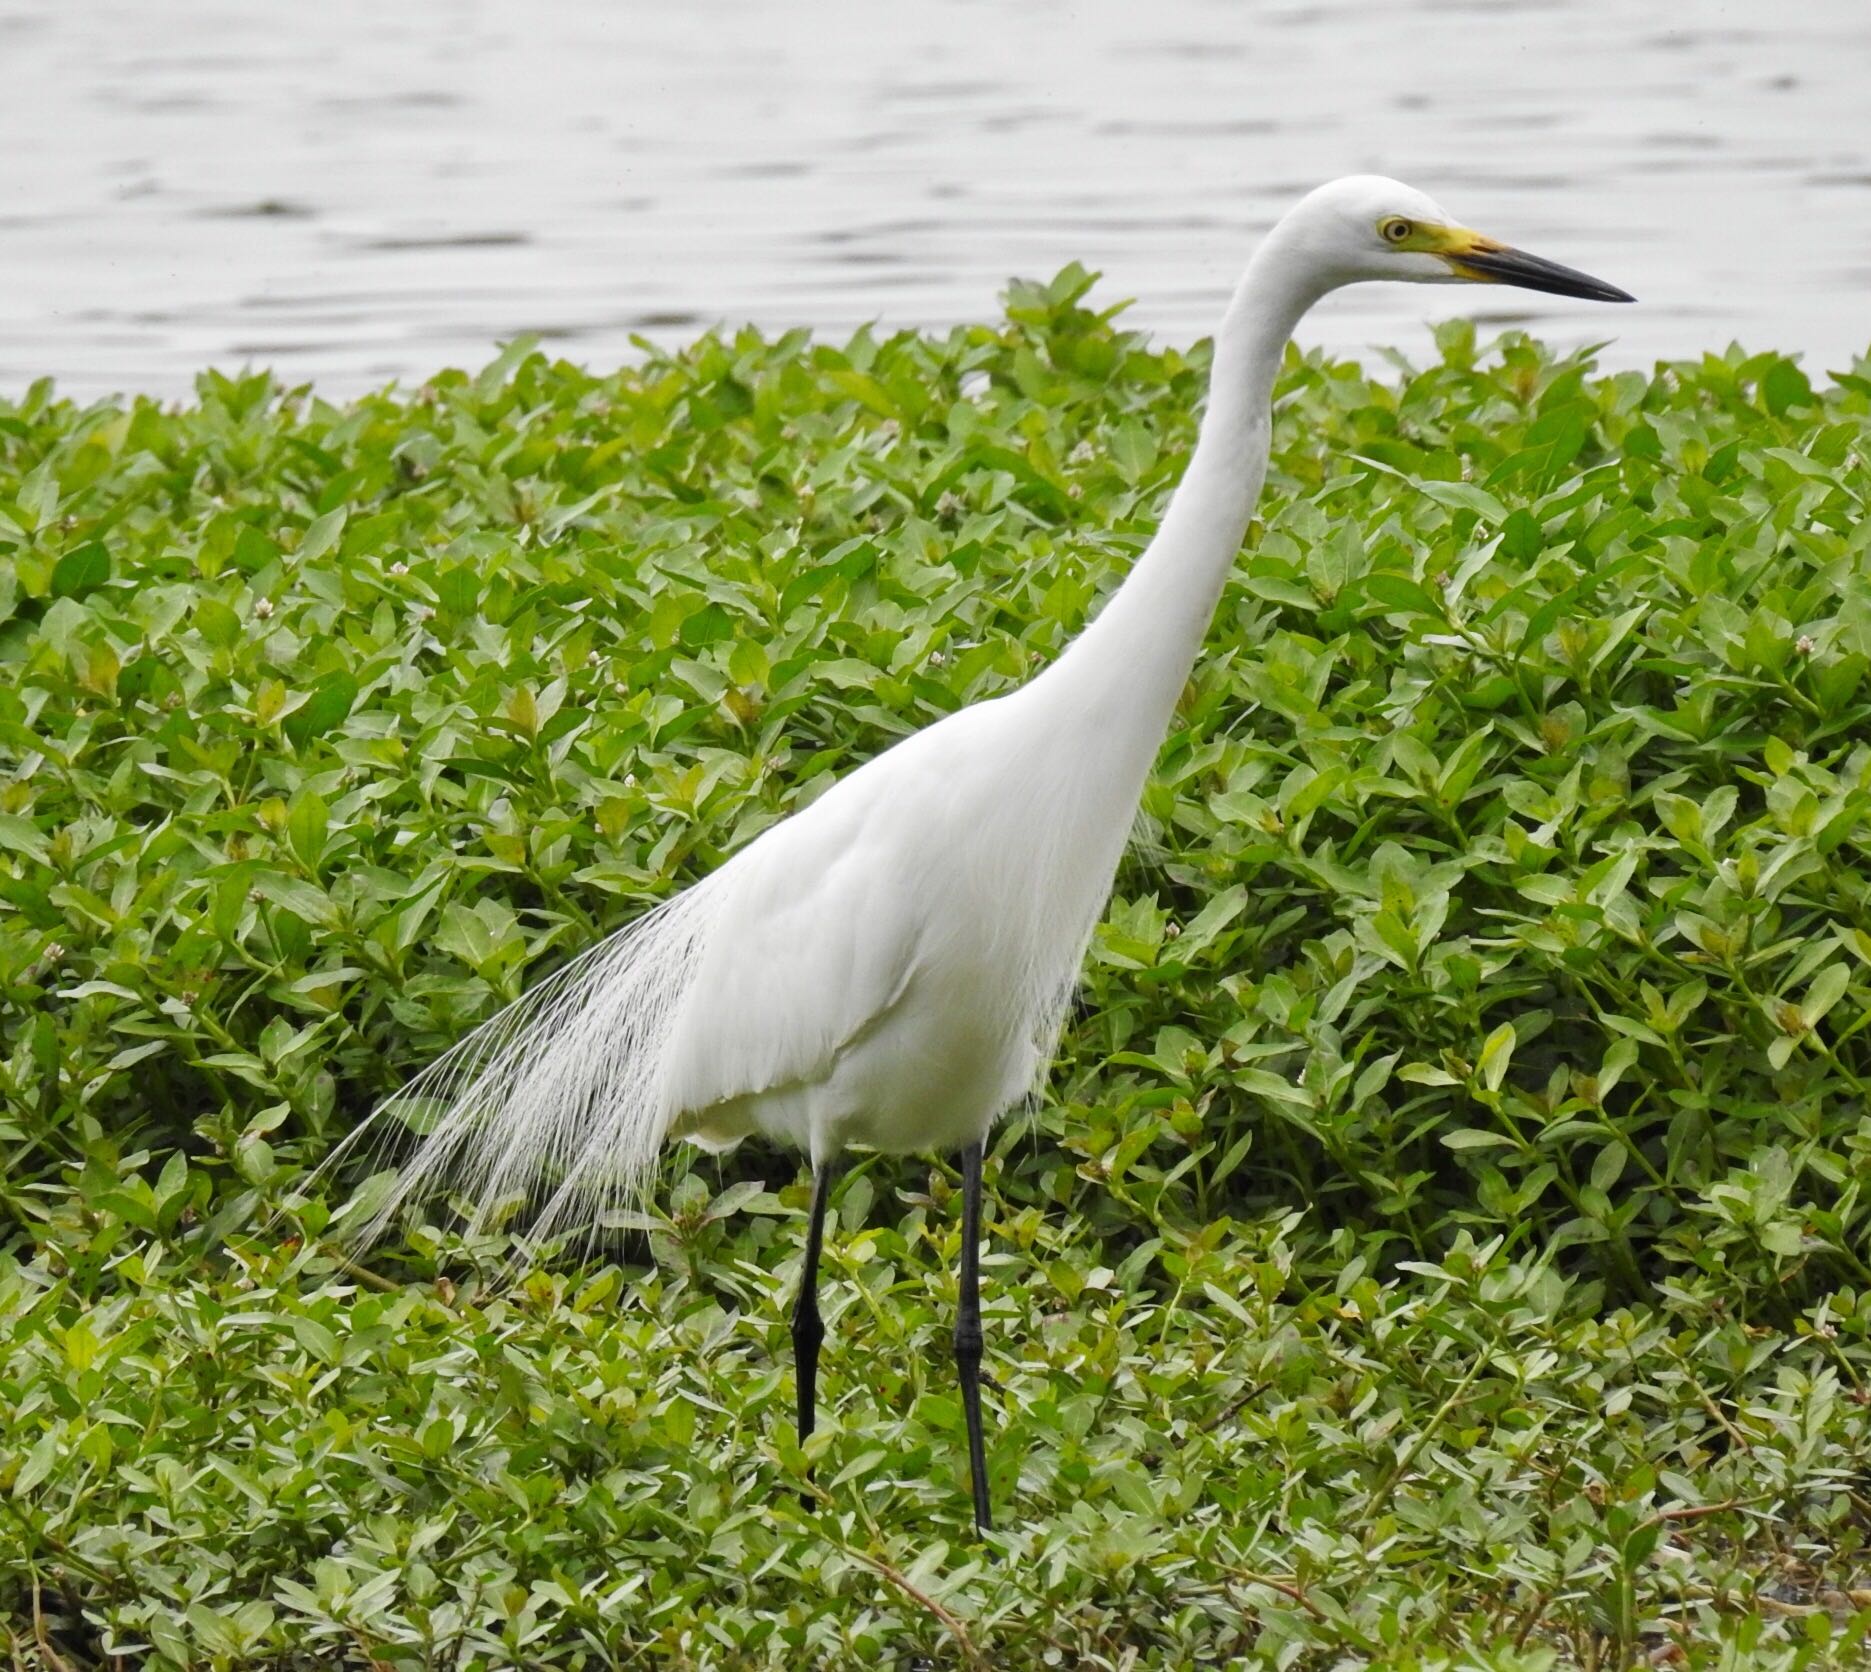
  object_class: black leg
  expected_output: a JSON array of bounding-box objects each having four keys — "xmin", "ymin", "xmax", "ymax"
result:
[
  {"xmin": 792, "ymin": 1160, "xmax": 837, "ymax": 1452},
  {"xmin": 955, "ymin": 1140, "xmax": 992, "ymax": 1532}
]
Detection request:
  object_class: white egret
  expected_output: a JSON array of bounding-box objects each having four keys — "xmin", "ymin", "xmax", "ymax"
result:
[{"xmin": 350, "ymin": 176, "xmax": 1631, "ymax": 1530}]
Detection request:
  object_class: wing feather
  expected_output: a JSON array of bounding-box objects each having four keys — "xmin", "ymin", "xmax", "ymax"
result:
[{"xmin": 660, "ymin": 762, "xmax": 930, "ymax": 1119}]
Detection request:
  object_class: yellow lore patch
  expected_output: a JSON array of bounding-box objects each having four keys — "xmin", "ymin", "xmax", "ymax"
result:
[{"xmin": 1398, "ymin": 223, "xmax": 1513, "ymax": 281}]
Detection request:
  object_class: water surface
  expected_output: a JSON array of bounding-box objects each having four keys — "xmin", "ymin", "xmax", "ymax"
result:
[{"xmin": 3, "ymin": 0, "xmax": 1868, "ymax": 400}]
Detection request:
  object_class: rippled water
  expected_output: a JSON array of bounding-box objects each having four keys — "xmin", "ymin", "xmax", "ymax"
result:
[{"xmin": 3, "ymin": 0, "xmax": 1869, "ymax": 401}]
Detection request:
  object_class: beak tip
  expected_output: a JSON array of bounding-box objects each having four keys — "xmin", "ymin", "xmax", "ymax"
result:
[{"xmin": 1452, "ymin": 242, "xmax": 1636, "ymax": 306}]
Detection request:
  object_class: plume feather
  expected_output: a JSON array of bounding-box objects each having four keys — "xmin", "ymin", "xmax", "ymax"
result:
[{"xmin": 329, "ymin": 882, "xmax": 721, "ymax": 1249}]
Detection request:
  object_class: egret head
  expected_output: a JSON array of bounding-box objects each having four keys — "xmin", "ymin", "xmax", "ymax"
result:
[{"xmin": 1281, "ymin": 175, "xmax": 1634, "ymax": 303}]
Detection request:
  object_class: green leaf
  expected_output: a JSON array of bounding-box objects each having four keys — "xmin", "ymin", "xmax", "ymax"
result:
[
  {"xmin": 1109, "ymin": 420, "xmax": 1158, "ymax": 486},
  {"xmin": 1233, "ymin": 1068, "xmax": 1313, "ymax": 1107},
  {"xmin": 288, "ymin": 1314, "xmax": 340, "ymax": 1363},
  {"xmin": 1762, "ymin": 358, "xmax": 1813, "ymax": 417},
  {"xmin": 1415, "ymin": 478, "xmax": 1509, "ymax": 522},
  {"xmin": 1443, "ymin": 1128, "xmax": 1515, "ymax": 1151},
  {"xmin": 251, "ymin": 871, "xmax": 339, "ymax": 928},
  {"xmin": 287, "ymin": 788, "xmax": 328, "ymax": 868},
  {"xmin": 50, "ymin": 541, "xmax": 111, "ymax": 599},
  {"xmin": 13, "ymin": 1429, "xmax": 59, "ymax": 1497},
  {"xmin": 1361, "ymin": 571, "xmax": 1440, "ymax": 616},
  {"xmin": 283, "ymin": 671, "xmax": 359, "ymax": 747},
  {"xmin": 0, "ymin": 814, "xmax": 51, "ymax": 865},
  {"xmin": 296, "ymin": 508, "xmax": 348, "ymax": 565},
  {"xmin": 1478, "ymin": 1021, "xmax": 1516, "ymax": 1093},
  {"xmin": 1801, "ymin": 964, "xmax": 1852, "ymax": 1029}
]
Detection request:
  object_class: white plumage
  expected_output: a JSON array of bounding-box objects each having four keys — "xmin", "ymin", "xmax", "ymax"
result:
[{"xmin": 342, "ymin": 176, "xmax": 1631, "ymax": 1528}]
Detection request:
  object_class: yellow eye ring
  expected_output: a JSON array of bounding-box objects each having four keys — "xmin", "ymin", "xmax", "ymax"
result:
[{"xmin": 1381, "ymin": 218, "xmax": 1412, "ymax": 245}]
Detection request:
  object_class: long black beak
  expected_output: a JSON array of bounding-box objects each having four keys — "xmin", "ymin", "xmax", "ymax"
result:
[{"xmin": 1452, "ymin": 243, "xmax": 1635, "ymax": 304}]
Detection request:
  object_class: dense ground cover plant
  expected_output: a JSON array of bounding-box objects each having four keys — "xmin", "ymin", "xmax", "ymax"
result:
[{"xmin": 3, "ymin": 275, "xmax": 1870, "ymax": 1666}]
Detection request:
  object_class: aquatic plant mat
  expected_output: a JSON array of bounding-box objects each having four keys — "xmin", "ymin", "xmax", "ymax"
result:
[{"xmin": 4, "ymin": 278, "xmax": 1871, "ymax": 1665}]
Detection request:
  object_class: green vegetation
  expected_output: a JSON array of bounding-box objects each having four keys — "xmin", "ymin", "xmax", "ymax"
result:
[{"xmin": 4, "ymin": 273, "xmax": 1871, "ymax": 1667}]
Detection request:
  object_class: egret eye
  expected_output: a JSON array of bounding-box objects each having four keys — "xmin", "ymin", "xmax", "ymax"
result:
[{"xmin": 1382, "ymin": 218, "xmax": 1412, "ymax": 245}]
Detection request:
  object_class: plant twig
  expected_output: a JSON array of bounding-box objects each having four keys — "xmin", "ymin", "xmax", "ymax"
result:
[
  {"xmin": 1638, "ymin": 1491, "xmax": 1774, "ymax": 1533},
  {"xmin": 345, "ymin": 1624, "xmax": 397, "ymax": 1672},
  {"xmin": 853, "ymin": 1551, "xmax": 983, "ymax": 1669},
  {"xmin": 317, "ymin": 1241, "xmax": 403, "ymax": 1293},
  {"xmin": 1231, "ymin": 1570, "xmax": 1329, "ymax": 1625},
  {"xmin": 1357, "ymin": 1343, "xmax": 1489, "ymax": 1521},
  {"xmin": 1672, "ymin": 1581, "xmax": 1821, "ymax": 1619},
  {"xmin": 1209, "ymin": 1380, "xmax": 1268, "ymax": 1430},
  {"xmin": 0, "ymin": 1496, "xmax": 112, "ymax": 1590},
  {"xmin": 31, "ymin": 1580, "xmax": 77, "ymax": 1672},
  {"xmin": 1511, "ymin": 1586, "xmax": 1556, "ymax": 1651},
  {"xmin": 1223, "ymin": 1569, "xmax": 1382, "ymax": 1658}
]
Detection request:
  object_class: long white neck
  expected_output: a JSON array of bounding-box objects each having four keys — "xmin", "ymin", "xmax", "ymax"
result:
[{"xmin": 1034, "ymin": 224, "xmax": 1328, "ymax": 764}]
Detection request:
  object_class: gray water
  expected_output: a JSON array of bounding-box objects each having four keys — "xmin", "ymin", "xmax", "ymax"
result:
[{"xmin": 3, "ymin": 0, "xmax": 1869, "ymax": 403}]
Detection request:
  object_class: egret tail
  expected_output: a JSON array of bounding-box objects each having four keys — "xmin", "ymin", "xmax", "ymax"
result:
[{"xmin": 332, "ymin": 883, "xmax": 721, "ymax": 1250}]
